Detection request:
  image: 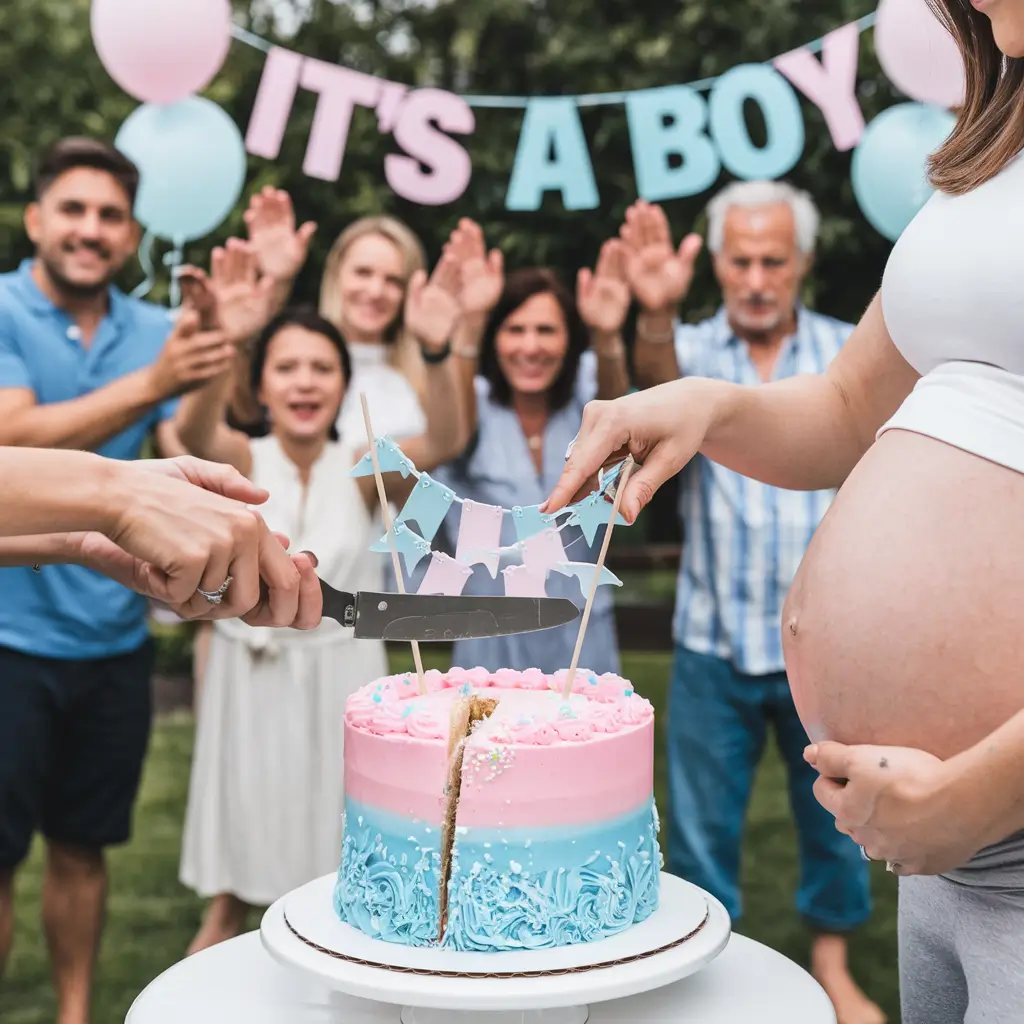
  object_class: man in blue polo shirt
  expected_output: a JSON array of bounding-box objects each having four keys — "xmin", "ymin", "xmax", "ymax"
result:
[{"xmin": 0, "ymin": 138, "xmax": 236, "ymax": 1024}]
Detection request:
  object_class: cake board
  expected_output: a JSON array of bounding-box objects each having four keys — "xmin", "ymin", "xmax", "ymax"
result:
[{"xmin": 260, "ymin": 871, "xmax": 732, "ymax": 1024}]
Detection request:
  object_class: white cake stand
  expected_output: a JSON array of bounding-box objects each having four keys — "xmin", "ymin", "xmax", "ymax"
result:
[{"xmin": 260, "ymin": 872, "xmax": 731, "ymax": 1024}]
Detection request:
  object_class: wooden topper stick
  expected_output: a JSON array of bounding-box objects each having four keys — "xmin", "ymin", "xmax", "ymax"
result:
[
  {"xmin": 360, "ymin": 392, "xmax": 426, "ymax": 695},
  {"xmin": 562, "ymin": 457, "xmax": 634, "ymax": 701}
]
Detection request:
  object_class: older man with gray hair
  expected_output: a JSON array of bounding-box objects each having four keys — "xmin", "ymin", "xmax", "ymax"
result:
[{"xmin": 617, "ymin": 181, "xmax": 883, "ymax": 1024}]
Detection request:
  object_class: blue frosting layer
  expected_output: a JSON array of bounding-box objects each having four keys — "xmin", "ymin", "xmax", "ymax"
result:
[
  {"xmin": 333, "ymin": 805, "xmax": 443, "ymax": 946},
  {"xmin": 444, "ymin": 800, "xmax": 661, "ymax": 951},
  {"xmin": 334, "ymin": 799, "xmax": 663, "ymax": 952}
]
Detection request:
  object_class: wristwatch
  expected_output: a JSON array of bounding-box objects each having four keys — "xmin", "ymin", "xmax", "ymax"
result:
[{"xmin": 420, "ymin": 340, "xmax": 452, "ymax": 364}]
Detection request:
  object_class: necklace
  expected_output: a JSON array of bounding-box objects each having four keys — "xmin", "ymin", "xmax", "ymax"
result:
[{"xmin": 526, "ymin": 434, "xmax": 543, "ymax": 451}]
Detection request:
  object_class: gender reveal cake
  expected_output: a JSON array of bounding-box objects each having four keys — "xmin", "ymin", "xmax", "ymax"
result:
[{"xmin": 334, "ymin": 666, "xmax": 661, "ymax": 952}]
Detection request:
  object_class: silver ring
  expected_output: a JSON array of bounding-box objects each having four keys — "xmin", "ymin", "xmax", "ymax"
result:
[
  {"xmin": 860, "ymin": 845, "xmax": 870, "ymax": 862},
  {"xmin": 196, "ymin": 575, "xmax": 233, "ymax": 605}
]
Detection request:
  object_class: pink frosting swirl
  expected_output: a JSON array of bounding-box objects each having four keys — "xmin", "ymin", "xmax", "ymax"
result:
[
  {"xmin": 404, "ymin": 706, "xmax": 447, "ymax": 740},
  {"xmin": 518, "ymin": 668, "xmax": 551, "ymax": 691},
  {"xmin": 465, "ymin": 666, "xmax": 491, "ymax": 687}
]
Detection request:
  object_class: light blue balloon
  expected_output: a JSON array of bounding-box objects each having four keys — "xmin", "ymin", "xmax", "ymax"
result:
[
  {"xmin": 625, "ymin": 86, "xmax": 721, "ymax": 202},
  {"xmin": 851, "ymin": 102, "xmax": 956, "ymax": 243},
  {"xmin": 115, "ymin": 96, "xmax": 246, "ymax": 242},
  {"xmin": 505, "ymin": 98, "xmax": 599, "ymax": 211},
  {"xmin": 709, "ymin": 64, "xmax": 805, "ymax": 180}
]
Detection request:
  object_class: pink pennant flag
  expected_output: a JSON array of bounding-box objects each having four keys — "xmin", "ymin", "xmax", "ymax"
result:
[
  {"xmin": 774, "ymin": 22, "xmax": 865, "ymax": 152},
  {"xmin": 417, "ymin": 552, "xmax": 473, "ymax": 597},
  {"xmin": 454, "ymin": 501, "xmax": 504, "ymax": 579},
  {"xmin": 502, "ymin": 564, "xmax": 548, "ymax": 598},
  {"xmin": 522, "ymin": 527, "xmax": 566, "ymax": 576}
]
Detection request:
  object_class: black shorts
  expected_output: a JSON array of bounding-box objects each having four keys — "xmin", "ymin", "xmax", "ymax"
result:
[{"xmin": 0, "ymin": 639, "xmax": 154, "ymax": 868}]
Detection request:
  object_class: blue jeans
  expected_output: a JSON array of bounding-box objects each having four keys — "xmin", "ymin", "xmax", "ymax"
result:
[{"xmin": 666, "ymin": 645, "xmax": 871, "ymax": 932}]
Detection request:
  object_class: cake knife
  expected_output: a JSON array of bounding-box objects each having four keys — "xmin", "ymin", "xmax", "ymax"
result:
[{"xmin": 318, "ymin": 579, "xmax": 580, "ymax": 641}]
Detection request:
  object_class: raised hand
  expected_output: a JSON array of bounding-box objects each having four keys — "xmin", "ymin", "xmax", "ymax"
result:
[
  {"xmin": 577, "ymin": 239, "xmax": 632, "ymax": 337},
  {"xmin": 149, "ymin": 308, "xmax": 236, "ymax": 398},
  {"xmin": 404, "ymin": 252, "xmax": 462, "ymax": 353},
  {"xmin": 243, "ymin": 186, "xmax": 317, "ymax": 283},
  {"xmin": 620, "ymin": 200, "xmax": 703, "ymax": 313},
  {"xmin": 444, "ymin": 218, "xmax": 504, "ymax": 318},
  {"xmin": 178, "ymin": 266, "xmax": 218, "ymax": 330},
  {"xmin": 208, "ymin": 239, "xmax": 278, "ymax": 345}
]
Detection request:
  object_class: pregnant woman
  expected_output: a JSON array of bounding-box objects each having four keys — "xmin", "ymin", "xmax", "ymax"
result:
[{"xmin": 545, "ymin": 2, "xmax": 1024, "ymax": 1021}]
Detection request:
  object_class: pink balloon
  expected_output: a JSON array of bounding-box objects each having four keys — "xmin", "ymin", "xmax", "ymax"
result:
[
  {"xmin": 91, "ymin": 0, "xmax": 232, "ymax": 105},
  {"xmin": 875, "ymin": 0, "xmax": 966, "ymax": 109}
]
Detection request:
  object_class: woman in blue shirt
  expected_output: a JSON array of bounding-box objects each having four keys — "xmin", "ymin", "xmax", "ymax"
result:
[{"xmin": 431, "ymin": 234, "xmax": 632, "ymax": 675}]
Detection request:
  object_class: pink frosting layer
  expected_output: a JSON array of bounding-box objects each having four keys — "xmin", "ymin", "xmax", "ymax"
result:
[
  {"xmin": 345, "ymin": 667, "xmax": 651, "ymax": 740},
  {"xmin": 344, "ymin": 721, "xmax": 450, "ymax": 824},
  {"xmin": 343, "ymin": 668, "xmax": 654, "ymax": 827}
]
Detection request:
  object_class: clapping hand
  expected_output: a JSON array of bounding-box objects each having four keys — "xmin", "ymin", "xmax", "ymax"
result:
[
  {"xmin": 208, "ymin": 239, "xmax": 279, "ymax": 346},
  {"xmin": 405, "ymin": 252, "xmax": 462, "ymax": 354},
  {"xmin": 620, "ymin": 200, "xmax": 703, "ymax": 313},
  {"xmin": 243, "ymin": 186, "xmax": 317, "ymax": 284},
  {"xmin": 577, "ymin": 239, "xmax": 631, "ymax": 338},
  {"xmin": 444, "ymin": 218, "xmax": 504, "ymax": 319}
]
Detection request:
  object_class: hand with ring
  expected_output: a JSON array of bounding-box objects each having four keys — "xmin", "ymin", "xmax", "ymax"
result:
[
  {"xmin": 805, "ymin": 740, "xmax": 991, "ymax": 876},
  {"xmin": 72, "ymin": 456, "xmax": 323, "ymax": 628}
]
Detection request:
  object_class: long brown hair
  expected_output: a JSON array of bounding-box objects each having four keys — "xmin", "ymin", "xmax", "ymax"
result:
[
  {"xmin": 479, "ymin": 268, "xmax": 588, "ymax": 412},
  {"xmin": 927, "ymin": 1, "xmax": 1024, "ymax": 194}
]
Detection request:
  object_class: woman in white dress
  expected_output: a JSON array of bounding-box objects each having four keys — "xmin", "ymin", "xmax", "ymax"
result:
[{"xmin": 174, "ymin": 290, "xmax": 464, "ymax": 952}]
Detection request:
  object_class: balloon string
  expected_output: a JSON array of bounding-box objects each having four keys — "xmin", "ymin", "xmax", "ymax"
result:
[
  {"xmin": 165, "ymin": 236, "xmax": 185, "ymax": 309},
  {"xmin": 131, "ymin": 230, "xmax": 157, "ymax": 300}
]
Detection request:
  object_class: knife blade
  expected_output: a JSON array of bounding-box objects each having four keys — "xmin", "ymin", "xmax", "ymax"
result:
[{"xmin": 318, "ymin": 579, "xmax": 580, "ymax": 641}]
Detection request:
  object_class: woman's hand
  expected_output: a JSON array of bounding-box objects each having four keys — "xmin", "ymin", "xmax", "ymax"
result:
[
  {"xmin": 405, "ymin": 252, "xmax": 462, "ymax": 354},
  {"xmin": 208, "ymin": 239, "xmax": 279, "ymax": 346},
  {"xmin": 806, "ymin": 741, "xmax": 990, "ymax": 876},
  {"xmin": 541, "ymin": 378, "xmax": 714, "ymax": 522},
  {"xmin": 243, "ymin": 186, "xmax": 317, "ymax": 284},
  {"xmin": 444, "ymin": 218, "xmax": 504, "ymax": 319},
  {"xmin": 100, "ymin": 457, "xmax": 322, "ymax": 628},
  {"xmin": 620, "ymin": 200, "xmax": 702, "ymax": 314},
  {"xmin": 577, "ymin": 239, "xmax": 631, "ymax": 339}
]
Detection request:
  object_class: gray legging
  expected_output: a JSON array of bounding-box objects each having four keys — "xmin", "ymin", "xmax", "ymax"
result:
[{"xmin": 899, "ymin": 830, "xmax": 1024, "ymax": 1024}]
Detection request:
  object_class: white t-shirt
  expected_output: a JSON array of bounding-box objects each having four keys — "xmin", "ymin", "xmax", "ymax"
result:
[{"xmin": 337, "ymin": 342, "xmax": 426, "ymax": 444}]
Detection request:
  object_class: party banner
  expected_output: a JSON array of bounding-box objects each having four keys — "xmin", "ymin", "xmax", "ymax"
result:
[
  {"xmin": 231, "ymin": 0, "xmax": 965, "ymax": 239},
  {"xmin": 95, "ymin": 0, "xmax": 966, "ymax": 244},
  {"xmin": 351, "ymin": 436, "xmax": 630, "ymax": 602}
]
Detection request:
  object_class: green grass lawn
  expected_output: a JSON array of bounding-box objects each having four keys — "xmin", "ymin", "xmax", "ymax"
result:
[{"xmin": 0, "ymin": 650, "xmax": 900, "ymax": 1022}]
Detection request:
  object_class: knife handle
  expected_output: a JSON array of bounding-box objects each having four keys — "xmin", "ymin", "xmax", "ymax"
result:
[{"xmin": 318, "ymin": 578, "xmax": 357, "ymax": 628}]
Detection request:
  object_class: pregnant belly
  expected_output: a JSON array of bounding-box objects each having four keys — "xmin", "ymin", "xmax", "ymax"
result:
[{"xmin": 784, "ymin": 428, "xmax": 1024, "ymax": 759}]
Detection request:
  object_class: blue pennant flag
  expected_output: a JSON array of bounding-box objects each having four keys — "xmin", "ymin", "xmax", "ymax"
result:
[
  {"xmin": 370, "ymin": 522, "xmax": 433, "ymax": 574},
  {"xmin": 394, "ymin": 472, "xmax": 456, "ymax": 542},
  {"xmin": 551, "ymin": 561, "xmax": 623, "ymax": 589},
  {"xmin": 565, "ymin": 493, "xmax": 629, "ymax": 545},
  {"xmin": 348, "ymin": 435, "xmax": 415, "ymax": 478},
  {"xmin": 510, "ymin": 504, "xmax": 555, "ymax": 542}
]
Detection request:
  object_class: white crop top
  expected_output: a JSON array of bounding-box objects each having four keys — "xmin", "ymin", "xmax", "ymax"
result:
[
  {"xmin": 877, "ymin": 149, "xmax": 1024, "ymax": 474},
  {"xmin": 882, "ymin": 148, "xmax": 1024, "ymax": 376}
]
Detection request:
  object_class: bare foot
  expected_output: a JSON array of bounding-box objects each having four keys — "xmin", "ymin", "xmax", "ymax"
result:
[
  {"xmin": 186, "ymin": 893, "xmax": 250, "ymax": 956},
  {"xmin": 811, "ymin": 934, "xmax": 886, "ymax": 1024}
]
